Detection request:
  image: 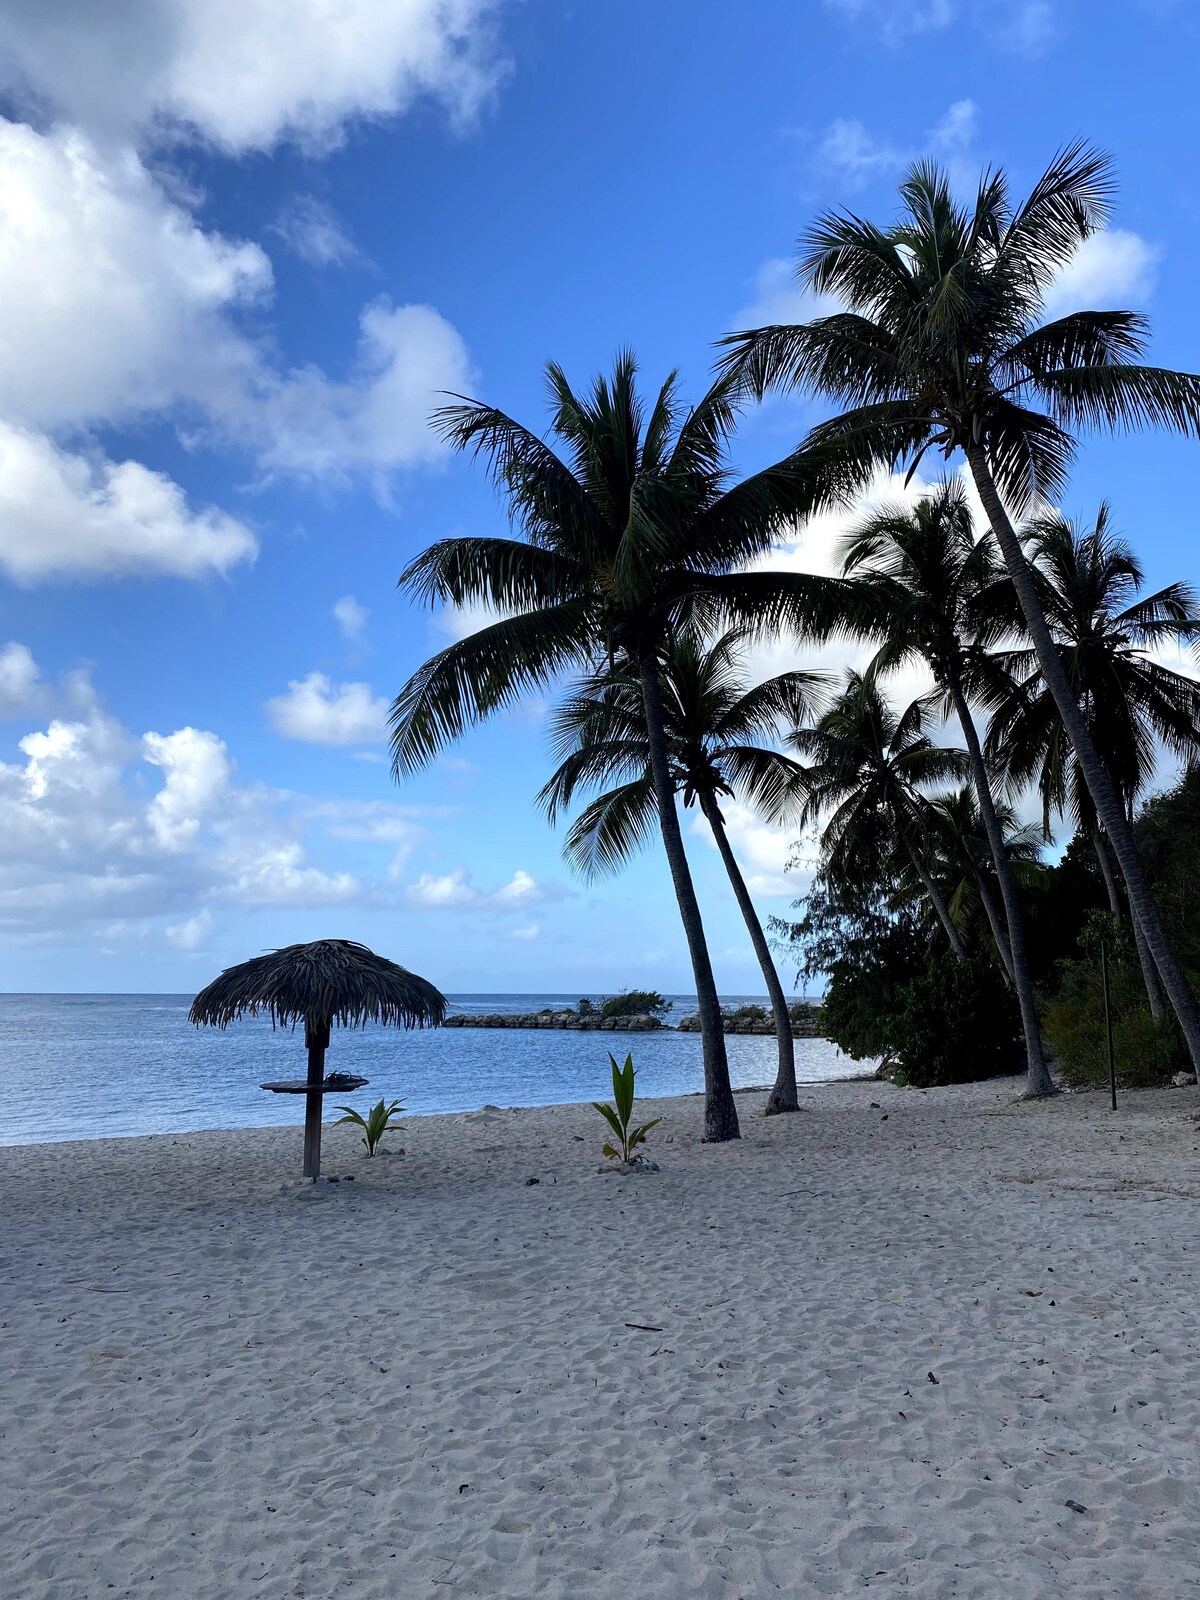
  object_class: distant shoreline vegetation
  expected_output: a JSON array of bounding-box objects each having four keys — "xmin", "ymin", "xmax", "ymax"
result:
[{"xmin": 443, "ymin": 993, "xmax": 825, "ymax": 1037}]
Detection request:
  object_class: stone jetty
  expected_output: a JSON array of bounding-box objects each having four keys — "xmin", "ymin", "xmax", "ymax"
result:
[
  {"xmin": 443, "ymin": 1009, "xmax": 666, "ymax": 1032},
  {"xmin": 442, "ymin": 1004, "xmax": 824, "ymax": 1036}
]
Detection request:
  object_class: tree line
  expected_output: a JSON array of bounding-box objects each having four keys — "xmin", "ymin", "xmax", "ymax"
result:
[{"xmin": 388, "ymin": 146, "xmax": 1200, "ymax": 1142}]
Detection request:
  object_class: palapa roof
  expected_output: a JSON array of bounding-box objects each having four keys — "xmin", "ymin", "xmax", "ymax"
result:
[{"xmin": 189, "ymin": 939, "xmax": 447, "ymax": 1032}]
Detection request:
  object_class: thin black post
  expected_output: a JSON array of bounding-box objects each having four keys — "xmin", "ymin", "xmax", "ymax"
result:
[
  {"xmin": 1101, "ymin": 941, "xmax": 1117, "ymax": 1111},
  {"xmin": 303, "ymin": 1016, "xmax": 329, "ymax": 1178}
]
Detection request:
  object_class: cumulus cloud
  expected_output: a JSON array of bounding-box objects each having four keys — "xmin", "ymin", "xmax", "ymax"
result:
[
  {"xmin": 0, "ymin": 0, "xmax": 507, "ymax": 153},
  {"xmin": 0, "ymin": 696, "xmax": 371, "ymax": 937},
  {"xmin": 0, "ymin": 23, "xmax": 484, "ymax": 582},
  {"xmin": 240, "ymin": 300, "xmax": 474, "ymax": 485},
  {"xmin": 0, "ymin": 122, "xmax": 269, "ymax": 432},
  {"xmin": 402, "ymin": 865, "xmax": 557, "ymax": 912},
  {"xmin": 1041, "ymin": 229, "xmax": 1159, "ymax": 320},
  {"xmin": 143, "ymin": 727, "xmax": 233, "ymax": 851},
  {"xmin": 265, "ymin": 673, "xmax": 390, "ymax": 745},
  {"xmin": 0, "ymin": 424, "xmax": 257, "ymax": 584}
]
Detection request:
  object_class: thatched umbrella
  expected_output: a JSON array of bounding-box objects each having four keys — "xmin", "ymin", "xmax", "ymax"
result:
[{"xmin": 190, "ymin": 939, "xmax": 446, "ymax": 1178}]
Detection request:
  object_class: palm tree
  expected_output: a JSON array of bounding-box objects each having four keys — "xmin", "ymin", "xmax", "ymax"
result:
[
  {"xmin": 719, "ymin": 145, "xmax": 1200, "ymax": 1068},
  {"xmin": 789, "ymin": 670, "xmax": 969, "ymax": 956},
  {"xmin": 922, "ymin": 784, "xmax": 1045, "ymax": 985},
  {"xmin": 389, "ymin": 353, "xmax": 847, "ymax": 1142},
  {"xmin": 837, "ymin": 481, "xmax": 1053, "ymax": 1093},
  {"xmin": 538, "ymin": 627, "xmax": 826, "ymax": 1115},
  {"xmin": 988, "ymin": 505, "xmax": 1200, "ymax": 1019}
]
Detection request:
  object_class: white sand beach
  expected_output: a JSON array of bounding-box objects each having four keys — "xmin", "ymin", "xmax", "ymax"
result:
[{"xmin": 3, "ymin": 1077, "xmax": 1199, "ymax": 1599}]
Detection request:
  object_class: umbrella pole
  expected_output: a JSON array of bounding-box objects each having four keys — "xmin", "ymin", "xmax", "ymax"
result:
[{"xmin": 303, "ymin": 1017, "xmax": 329, "ymax": 1178}]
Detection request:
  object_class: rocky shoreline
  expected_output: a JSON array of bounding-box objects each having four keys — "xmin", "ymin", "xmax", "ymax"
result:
[{"xmin": 443, "ymin": 1005, "xmax": 825, "ymax": 1037}]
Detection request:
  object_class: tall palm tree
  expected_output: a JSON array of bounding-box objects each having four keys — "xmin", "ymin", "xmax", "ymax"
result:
[
  {"xmin": 837, "ymin": 481, "xmax": 1053, "ymax": 1093},
  {"xmin": 389, "ymin": 353, "xmax": 847, "ymax": 1142},
  {"xmin": 988, "ymin": 505, "xmax": 1200, "ymax": 1019},
  {"xmin": 538, "ymin": 627, "xmax": 826, "ymax": 1115},
  {"xmin": 788, "ymin": 670, "xmax": 969, "ymax": 956},
  {"xmin": 719, "ymin": 145, "xmax": 1200, "ymax": 1068}
]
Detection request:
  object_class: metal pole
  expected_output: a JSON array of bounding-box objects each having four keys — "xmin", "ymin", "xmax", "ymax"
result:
[{"xmin": 1101, "ymin": 940, "xmax": 1117, "ymax": 1111}]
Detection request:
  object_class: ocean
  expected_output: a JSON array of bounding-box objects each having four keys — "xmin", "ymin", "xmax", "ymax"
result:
[{"xmin": 0, "ymin": 992, "xmax": 869, "ymax": 1146}]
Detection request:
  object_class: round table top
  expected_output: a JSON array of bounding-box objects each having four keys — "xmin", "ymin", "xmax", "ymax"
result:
[{"xmin": 259, "ymin": 1076, "xmax": 369, "ymax": 1094}]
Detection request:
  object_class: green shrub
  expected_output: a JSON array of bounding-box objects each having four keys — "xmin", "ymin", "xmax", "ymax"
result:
[
  {"xmin": 724, "ymin": 1003, "xmax": 769, "ymax": 1026},
  {"xmin": 1042, "ymin": 946, "xmax": 1186, "ymax": 1089},
  {"xmin": 892, "ymin": 953, "xmax": 1022, "ymax": 1088},
  {"xmin": 599, "ymin": 989, "xmax": 671, "ymax": 1020}
]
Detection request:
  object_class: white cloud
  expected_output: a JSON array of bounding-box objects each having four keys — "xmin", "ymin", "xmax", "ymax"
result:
[
  {"xmin": 271, "ymin": 195, "xmax": 360, "ymax": 267},
  {"xmin": 822, "ymin": 0, "xmax": 1057, "ymax": 53},
  {"xmin": 510, "ymin": 922, "xmax": 539, "ymax": 941},
  {"xmin": 0, "ymin": 423, "xmax": 257, "ymax": 583},
  {"xmin": 303, "ymin": 798, "xmax": 428, "ymax": 843},
  {"xmin": 691, "ymin": 801, "xmax": 804, "ymax": 899},
  {"xmin": 0, "ymin": 695, "xmax": 380, "ymax": 938},
  {"xmin": 0, "ymin": 109, "xmax": 474, "ymax": 580},
  {"xmin": 223, "ymin": 843, "xmax": 360, "ymax": 906},
  {"xmin": 739, "ymin": 467, "xmax": 942, "ymax": 707},
  {"xmin": 402, "ymin": 865, "xmax": 557, "ymax": 912},
  {"xmin": 812, "ymin": 98, "xmax": 977, "ymax": 192},
  {"xmin": 240, "ymin": 299, "xmax": 474, "ymax": 485},
  {"xmin": 165, "ymin": 908, "xmax": 214, "ymax": 949},
  {"xmin": 1041, "ymin": 229, "xmax": 1159, "ymax": 320},
  {"xmin": 333, "ymin": 595, "xmax": 370, "ymax": 642},
  {"xmin": 0, "ymin": 122, "xmax": 270, "ymax": 433},
  {"xmin": 731, "ymin": 259, "xmax": 839, "ymax": 331},
  {"xmin": 143, "ymin": 727, "xmax": 233, "ymax": 851},
  {"xmin": 435, "ymin": 598, "xmax": 513, "ymax": 642},
  {"xmin": 0, "ymin": 643, "xmax": 42, "ymax": 716},
  {"xmin": 0, "ymin": 1, "xmax": 507, "ymax": 153},
  {"xmin": 266, "ymin": 672, "xmax": 390, "ymax": 745}
]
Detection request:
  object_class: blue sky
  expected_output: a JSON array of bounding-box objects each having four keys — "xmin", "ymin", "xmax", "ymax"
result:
[{"xmin": 0, "ymin": 0, "xmax": 1194, "ymax": 994}]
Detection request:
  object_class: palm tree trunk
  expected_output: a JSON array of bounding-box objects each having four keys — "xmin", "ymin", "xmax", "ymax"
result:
[
  {"xmin": 1097, "ymin": 825, "xmax": 1167, "ymax": 1021},
  {"xmin": 1093, "ymin": 826, "xmax": 1124, "ymax": 924},
  {"xmin": 1129, "ymin": 900, "xmax": 1168, "ymax": 1022},
  {"xmin": 975, "ymin": 871, "xmax": 1014, "ymax": 985},
  {"xmin": 905, "ymin": 838, "xmax": 968, "ymax": 960},
  {"xmin": 966, "ymin": 443, "xmax": 1200, "ymax": 1069},
  {"xmin": 637, "ymin": 659, "xmax": 739, "ymax": 1141},
  {"xmin": 948, "ymin": 679, "xmax": 1054, "ymax": 1095},
  {"xmin": 697, "ymin": 790, "xmax": 799, "ymax": 1115}
]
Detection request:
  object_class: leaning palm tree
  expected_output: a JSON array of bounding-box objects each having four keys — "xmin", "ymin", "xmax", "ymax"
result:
[
  {"xmin": 719, "ymin": 145, "xmax": 1200, "ymax": 1067},
  {"xmin": 838, "ymin": 481, "xmax": 1053, "ymax": 1093},
  {"xmin": 390, "ymin": 353, "xmax": 848, "ymax": 1142},
  {"xmin": 539, "ymin": 627, "xmax": 826, "ymax": 1115},
  {"xmin": 788, "ymin": 670, "xmax": 970, "ymax": 956},
  {"xmin": 989, "ymin": 505, "xmax": 1200, "ymax": 1019}
]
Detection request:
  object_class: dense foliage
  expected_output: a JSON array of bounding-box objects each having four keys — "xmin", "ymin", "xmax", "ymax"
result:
[
  {"xmin": 599, "ymin": 989, "xmax": 672, "ymax": 1020},
  {"xmin": 891, "ymin": 954, "xmax": 1022, "ymax": 1088}
]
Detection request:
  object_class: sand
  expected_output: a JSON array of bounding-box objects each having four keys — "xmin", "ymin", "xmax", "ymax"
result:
[{"xmin": 2, "ymin": 1076, "xmax": 1199, "ymax": 1599}]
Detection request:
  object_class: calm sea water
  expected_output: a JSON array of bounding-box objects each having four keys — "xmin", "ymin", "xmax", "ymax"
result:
[{"xmin": 0, "ymin": 993, "xmax": 869, "ymax": 1146}]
